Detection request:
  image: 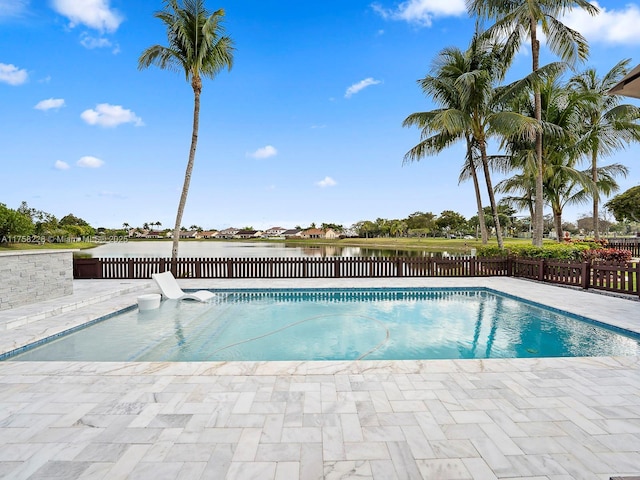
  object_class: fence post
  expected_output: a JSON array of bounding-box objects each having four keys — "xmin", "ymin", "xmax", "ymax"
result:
[
  {"xmin": 128, "ymin": 259, "xmax": 134, "ymax": 279},
  {"xmin": 581, "ymin": 261, "xmax": 590, "ymax": 290},
  {"xmin": 226, "ymin": 259, "xmax": 234, "ymax": 279},
  {"xmin": 396, "ymin": 257, "xmax": 404, "ymax": 277},
  {"xmin": 334, "ymin": 258, "xmax": 341, "ymax": 278},
  {"xmin": 469, "ymin": 257, "xmax": 476, "ymax": 277},
  {"xmin": 538, "ymin": 259, "xmax": 545, "ymax": 282}
]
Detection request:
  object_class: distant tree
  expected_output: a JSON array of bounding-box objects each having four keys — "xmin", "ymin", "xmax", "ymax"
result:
[
  {"xmin": 577, "ymin": 215, "xmax": 614, "ymax": 234},
  {"xmin": 605, "ymin": 186, "xmax": 640, "ymax": 223},
  {"xmin": 354, "ymin": 220, "xmax": 377, "ymax": 238},
  {"xmin": 0, "ymin": 203, "xmax": 34, "ymax": 238},
  {"xmin": 321, "ymin": 223, "xmax": 343, "ymax": 232},
  {"xmin": 139, "ymin": 0, "xmax": 234, "ymax": 260},
  {"xmin": 405, "ymin": 211, "xmax": 436, "ymax": 231},
  {"xmin": 59, "ymin": 214, "xmax": 90, "ymax": 227},
  {"xmin": 389, "ymin": 220, "xmax": 408, "ymax": 237},
  {"xmin": 435, "ymin": 210, "xmax": 468, "ymax": 236}
]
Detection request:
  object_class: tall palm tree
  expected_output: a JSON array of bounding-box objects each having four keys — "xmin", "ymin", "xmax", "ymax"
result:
[
  {"xmin": 568, "ymin": 60, "xmax": 640, "ymax": 240},
  {"xmin": 467, "ymin": 0, "xmax": 599, "ymax": 246},
  {"xmin": 498, "ymin": 73, "xmax": 629, "ymax": 241},
  {"xmin": 139, "ymin": 0, "xmax": 234, "ymax": 260},
  {"xmin": 403, "ymin": 30, "xmax": 538, "ymax": 249}
]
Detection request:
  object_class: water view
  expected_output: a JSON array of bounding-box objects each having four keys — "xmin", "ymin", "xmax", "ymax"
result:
[{"xmin": 83, "ymin": 241, "xmax": 434, "ymax": 258}]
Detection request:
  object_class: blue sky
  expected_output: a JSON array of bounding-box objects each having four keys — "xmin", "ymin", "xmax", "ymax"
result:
[{"xmin": 1, "ymin": 0, "xmax": 639, "ymax": 231}]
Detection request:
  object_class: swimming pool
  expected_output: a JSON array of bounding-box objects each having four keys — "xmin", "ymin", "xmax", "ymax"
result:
[{"xmin": 5, "ymin": 288, "xmax": 640, "ymax": 361}]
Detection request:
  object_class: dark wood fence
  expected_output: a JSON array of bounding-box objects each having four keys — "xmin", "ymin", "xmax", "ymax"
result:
[
  {"xmin": 73, "ymin": 255, "xmax": 639, "ymax": 298},
  {"xmin": 608, "ymin": 238, "xmax": 640, "ymax": 257}
]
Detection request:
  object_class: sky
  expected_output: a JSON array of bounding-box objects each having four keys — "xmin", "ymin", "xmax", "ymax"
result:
[{"xmin": 1, "ymin": 0, "xmax": 640, "ymax": 231}]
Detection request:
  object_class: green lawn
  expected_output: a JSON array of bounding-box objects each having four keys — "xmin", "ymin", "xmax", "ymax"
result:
[{"xmin": 0, "ymin": 241, "xmax": 97, "ymax": 251}]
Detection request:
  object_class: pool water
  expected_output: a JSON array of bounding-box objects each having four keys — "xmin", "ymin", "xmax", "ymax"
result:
[{"xmin": 6, "ymin": 288, "xmax": 640, "ymax": 361}]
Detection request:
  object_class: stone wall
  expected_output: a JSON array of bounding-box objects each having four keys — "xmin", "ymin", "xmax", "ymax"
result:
[{"xmin": 0, "ymin": 250, "xmax": 74, "ymax": 311}]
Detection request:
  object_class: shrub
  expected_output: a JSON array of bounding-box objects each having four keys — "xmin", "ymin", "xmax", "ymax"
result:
[
  {"xmin": 581, "ymin": 248, "xmax": 632, "ymax": 263},
  {"xmin": 477, "ymin": 241, "xmax": 598, "ymax": 260}
]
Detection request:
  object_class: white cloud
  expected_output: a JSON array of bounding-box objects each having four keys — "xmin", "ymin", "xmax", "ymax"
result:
[
  {"xmin": 372, "ymin": 0, "xmax": 466, "ymax": 27},
  {"xmin": 81, "ymin": 103, "xmax": 143, "ymax": 127},
  {"xmin": 77, "ymin": 156, "xmax": 104, "ymax": 168},
  {"xmin": 80, "ymin": 33, "xmax": 112, "ymax": 49},
  {"xmin": 561, "ymin": 1, "xmax": 640, "ymax": 46},
  {"xmin": 248, "ymin": 145, "xmax": 278, "ymax": 159},
  {"xmin": 52, "ymin": 0, "xmax": 123, "ymax": 32},
  {"xmin": 345, "ymin": 77, "xmax": 381, "ymax": 98},
  {"xmin": 54, "ymin": 160, "xmax": 70, "ymax": 170},
  {"xmin": 34, "ymin": 98, "xmax": 65, "ymax": 111},
  {"xmin": 316, "ymin": 176, "xmax": 337, "ymax": 187},
  {"xmin": 0, "ymin": 63, "xmax": 27, "ymax": 85},
  {"xmin": 0, "ymin": 0, "xmax": 29, "ymax": 18}
]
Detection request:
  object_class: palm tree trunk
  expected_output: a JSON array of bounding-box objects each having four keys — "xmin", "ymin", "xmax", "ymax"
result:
[
  {"xmin": 171, "ymin": 76, "xmax": 202, "ymax": 261},
  {"xmin": 592, "ymin": 148, "xmax": 599, "ymax": 241},
  {"xmin": 554, "ymin": 208, "xmax": 563, "ymax": 243},
  {"xmin": 471, "ymin": 166, "xmax": 489, "ymax": 243},
  {"xmin": 467, "ymin": 138, "xmax": 488, "ymax": 243},
  {"xmin": 479, "ymin": 142, "xmax": 503, "ymax": 249},
  {"xmin": 531, "ymin": 18, "xmax": 544, "ymax": 247}
]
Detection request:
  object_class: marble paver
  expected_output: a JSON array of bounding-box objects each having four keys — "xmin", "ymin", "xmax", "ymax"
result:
[{"xmin": 0, "ymin": 277, "xmax": 639, "ymax": 479}]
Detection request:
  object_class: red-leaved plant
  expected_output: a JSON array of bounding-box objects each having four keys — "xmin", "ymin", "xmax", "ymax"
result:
[{"xmin": 581, "ymin": 248, "xmax": 632, "ymax": 263}]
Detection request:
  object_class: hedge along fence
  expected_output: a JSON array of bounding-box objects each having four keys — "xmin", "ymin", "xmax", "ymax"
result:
[{"xmin": 73, "ymin": 255, "xmax": 640, "ymax": 298}]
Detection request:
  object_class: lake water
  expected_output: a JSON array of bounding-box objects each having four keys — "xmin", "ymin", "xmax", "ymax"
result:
[{"xmin": 83, "ymin": 241, "xmax": 430, "ymax": 258}]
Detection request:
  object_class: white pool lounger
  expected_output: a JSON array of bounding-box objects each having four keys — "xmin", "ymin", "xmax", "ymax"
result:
[{"xmin": 151, "ymin": 271, "xmax": 216, "ymax": 302}]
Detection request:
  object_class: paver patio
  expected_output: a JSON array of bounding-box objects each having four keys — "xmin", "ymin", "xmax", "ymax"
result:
[{"xmin": 0, "ymin": 277, "xmax": 638, "ymax": 479}]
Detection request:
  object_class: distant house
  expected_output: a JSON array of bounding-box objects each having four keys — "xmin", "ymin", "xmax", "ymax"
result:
[
  {"xmin": 197, "ymin": 230, "xmax": 218, "ymax": 239},
  {"xmin": 235, "ymin": 229, "xmax": 262, "ymax": 239},
  {"xmin": 263, "ymin": 226, "xmax": 287, "ymax": 238},
  {"xmin": 145, "ymin": 230, "xmax": 163, "ymax": 239},
  {"xmin": 300, "ymin": 228, "xmax": 340, "ymax": 239},
  {"xmin": 282, "ymin": 229, "xmax": 302, "ymax": 238},
  {"xmin": 324, "ymin": 228, "xmax": 339, "ymax": 239},
  {"xmin": 300, "ymin": 228, "xmax": 324, "ymax": 239},
  {"xmin": 217, "ymin": 227, "xmax": 239, "ymax": 239},
  {"xmin": 179, "ymin": 230, "xmax": 198, "ymax": 239}
]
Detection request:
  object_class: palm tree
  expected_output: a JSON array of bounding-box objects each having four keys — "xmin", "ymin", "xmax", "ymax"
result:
[
  {"xmin": 467, "ymin": 0, "xmax": 599, "ymax": 246},
  {"xmin": 498, "ymin": 73, "xmax": 629, "ymax": 241},
  {"xmin": 139, "ymin": 0, "xmax": 234, "ymax": 260},
  {"xmin": 568, "ymin": 60, "xmax": 640, "ymax": 240},
  {"xmin": 403, "ymin": 30, "xmax": 538, "ymax": 249}
]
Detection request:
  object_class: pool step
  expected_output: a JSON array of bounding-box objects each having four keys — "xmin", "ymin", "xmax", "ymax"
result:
[{"xmin": 0, "ymin": 280, "xmax": 153, "ymax": 331}]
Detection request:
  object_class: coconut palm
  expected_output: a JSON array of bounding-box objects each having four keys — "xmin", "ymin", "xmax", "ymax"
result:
[
  {"xmin": 568, "ymin": 60, "xmax": 640, "ymax": 240},
  {"xmin": 139, "ymin": 0, "xmax": 234, "ymax": 259},
  {"xmin": 403, "ymin": 29, "xmax": 538, "ymax": 249},
  {"xmin": 498, "ymin": 74, "xmax": 629, "ymax": 240},
  {"xmin": 467, "ymin": 0, "xmax": 599, "ymax": 246}
]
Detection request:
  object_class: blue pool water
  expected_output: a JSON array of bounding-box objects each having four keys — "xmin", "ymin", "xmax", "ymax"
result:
[{"xmin": 6, "ymin": 288, "xmax": 640, "ymax": 361}]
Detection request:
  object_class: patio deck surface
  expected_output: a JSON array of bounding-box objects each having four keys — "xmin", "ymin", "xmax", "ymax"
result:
[{"xmin": 0, "ymin": 277, "xmax": 639, "ymax": 479}]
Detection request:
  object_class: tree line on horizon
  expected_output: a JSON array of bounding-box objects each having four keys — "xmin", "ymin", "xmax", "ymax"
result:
[{"xmin": 2, "ymin": 200, "xmax": 638, "ymax": 244}]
